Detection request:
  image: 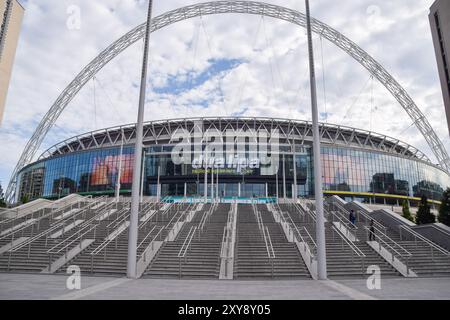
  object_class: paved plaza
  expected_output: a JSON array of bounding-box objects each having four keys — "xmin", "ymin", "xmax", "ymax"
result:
[{"xmin": 0, "ymin": 273, "xmax": 449, "ymax": 300}]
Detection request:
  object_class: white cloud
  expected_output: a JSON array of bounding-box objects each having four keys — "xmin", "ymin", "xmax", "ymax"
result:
[{"xmin": 0, "ymin": 0, "xmax": 448, "ymax": 189}]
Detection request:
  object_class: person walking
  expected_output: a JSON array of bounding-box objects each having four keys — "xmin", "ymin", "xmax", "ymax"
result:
[
  {"xmin": 349, "ymin": 209, "xmax": 356, "ymax": 225},
  {"xmin": 369, "ymin": 219, "xmax": 376, "ymax": 241}
]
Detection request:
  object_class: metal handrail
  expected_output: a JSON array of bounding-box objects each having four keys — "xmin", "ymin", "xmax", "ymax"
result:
[
  {"xmin": 48, "ymin": 199, "xmax": 118, "ymax": 254},
  {"xmin": 276, "ymin": 204, "xmax": 317, "ymax": 256},
  {"xmin": 330, "ymin": 201, "xmax": 376, "ymax": 229},
  {"xmin": 106, "ymin": 207, "xmax": 129, "ymax": 229},
  {"xmin": 178, "ymin": 226, "xmax": 197, "ymax": 258},
  {"xmin": 138, "ymin": 204, "xmax": 159, "ymax": 230},
  {"xmin": 2, "ymin": 196, "xmax": 105, "ymax": 246},
  {"xmin": 136, "ymin": 225, "xmax": 157, "ymax": 249},
  {"xmin": 49, "ymin": 196, "xmax": 108, "ymax": 226},
  {"xmin": 8, "ymin": 223, "xmax": 63, "ymax": 252},
  {"xmin": 90, "ymin": 206, "xmax": 134, "ymax": 258},
  {"xmin": 0, "ymin": 217, "xmax": 38, "ymax": 240},
  {"xmin": 177, "ymin": 225, "xmax": 198, "ymax": 279},
  {"xmin": 165, "ymin": 206, "xmax": 185, "ymax": 229},
  {"xmin": 291, "ymin": 203, "xmax": 306, "ymax": 218},
  {"xmin": 47, "ymin": 224, "xmax": 97, "ymax": 255},
  {"xmin": 399, "ymin": 225, "xmax": 450, "ymax": 257},
  {"xmin": 297, "ymin": 201, "xmax": 316, "ymax": 222},
  {"xmin": 328, "ymin": 206, "xmax": 358, "ymax": 229},
  {"xmin": 364, "ymin": 226, "xmax": 412, "ymax": 258},
  {"xmin": 137, "ymin": 226, "xmax": 165, "ymax": 265},
  {"xmin": 326, "ymin": 208, "xmax": 358, "ymax": 240},
  {"xmin": 302, "ymin": 226, "xmax": 317, "ymax": 250},
  {"xmin": 49, "ymin": 200, "xmax": 84, "ymax": 221},
  {"xmin": 263, "ymin": 226, "xmax": 275, "ymax": 259},
  {"xmin": 0, "ymin": 205, "xmax": 47, "ymax": 226},
  {"xmin": 331, "ymin": 225, "xmax": 365, "ymax": 258},
  {"xmin": 220, "ymin": 225, "xmax": 233, "ymax": 259},
  {"xmin": 199, "ymin": 202, "xmax": 215, "ymax": 231}
]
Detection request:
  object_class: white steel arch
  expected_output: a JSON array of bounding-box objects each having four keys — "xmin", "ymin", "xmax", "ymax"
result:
[{"xmin": 6, "ymin": 1, "xmax": 450, "ymax": 203}]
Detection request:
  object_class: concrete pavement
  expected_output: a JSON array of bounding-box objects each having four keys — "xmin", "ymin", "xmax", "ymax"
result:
[{"xmin": 0, "ymin": 273, "xmax": 449, "ymax": 300}]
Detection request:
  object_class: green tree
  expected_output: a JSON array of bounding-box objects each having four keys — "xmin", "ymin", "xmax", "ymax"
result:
[
  {"xmin": 438, "ymin": 188, "xmax": 450, "ymax": 227},
  {"xmin": 21, "ymin": 195, "xmax": 29, "ymax": 205},
  {"xmin": 402, "ymin": 200, "xmax": 414, "ymax": 222},
  {"xmin": 415, "ymin": 195, "xmax": 436, "ymax": 225},
  {"xmin": 0, "ymin": 183, "xmax": 6, "ymax": 208}
]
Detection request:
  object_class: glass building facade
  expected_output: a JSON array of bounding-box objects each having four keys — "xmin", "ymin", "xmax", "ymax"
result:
[{"xmin": 17, "ymin": 140, "xmax": 450, "ymax": 204}]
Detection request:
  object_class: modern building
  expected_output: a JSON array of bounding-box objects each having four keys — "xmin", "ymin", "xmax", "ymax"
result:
[
  {"xmin": 15, "ymin": 117, "xmax": 450, "ymax": 206},
  {"xmin": 430, "ymin": 0, "xmax": 450, "ymax": 135},
  {"xmin": 0, "ymin": 0, "xmax": 24, "ymax": 125}
]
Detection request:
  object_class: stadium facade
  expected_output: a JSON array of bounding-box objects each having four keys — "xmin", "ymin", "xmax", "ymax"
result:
[{"xmin": 16, "ymin": 117, "xmax": 450, "ymax": 205}]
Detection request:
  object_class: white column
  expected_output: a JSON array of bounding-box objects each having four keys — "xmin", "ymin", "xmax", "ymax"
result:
[
  {"xmin": 238, "ymin": 182, "xmax": 241, "ymax": 197},
  {"xmin": 204, "ymin": 153, "xmax": 208, "ymax": 203},
  {"xmin": 140, "ymin": 152, "xmax": 146, "ymax": 203},
  {"xmin": 293, "ymin": 146, "xmax": 298, "ymax": 200},
  {"xmin": 275, "ymin": 165, "xmax": 279, "ymax": 202},
  {"xmin": 283, "ymin": 154, "xmax": 287, "ymax": 199},
  {"xmin": 127, "ymin": 0, "xmax": 154, "ymax": 279},
  {"xmin": 156, "ymin": 166, "xmax": 161, "ymax": 202},
  {"xmin": 265, "ymin": 182, "xmax": 268, "ymax": 198},
  {"xmin": 184, "ymin": 182, "xmax": 187, "ymax": 198},
  {"xmin": 306, "ymin": 0, "xmax": 327, "ymax": 280},
  {"xmin": 211, "ymin": 163, "xmax": 214, "ymax": 202},
  {"xmin": 115, "ymin": 130, "xmax": 124, "ymax": 202}
]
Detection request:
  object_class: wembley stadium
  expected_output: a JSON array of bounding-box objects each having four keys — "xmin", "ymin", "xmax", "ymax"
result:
[
  {"xmin": 16, "ymin": 117, "xmax": 450, "ymax": 206},
  {"xmin": 2, "ymin": 0, "xmax": 450, "ymax": 300}
]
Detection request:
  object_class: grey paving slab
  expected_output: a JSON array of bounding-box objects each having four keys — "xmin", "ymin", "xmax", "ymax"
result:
[
  {"xmin": 0, "ymin": 273, "xmax": 449, "ymax": 300},
  {"xmin": 336, "ymin": 278, "xmax": 450, "ymax": 300}
]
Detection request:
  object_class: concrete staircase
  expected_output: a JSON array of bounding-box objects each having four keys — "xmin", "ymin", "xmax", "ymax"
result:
[
  {"xmin": 370, "ymin": 226, "xmax": 450, "ymax": 277},
  {"xmin": 326, "ymin": 198, "xmax": 450, "ymax": 278},
  {"xmin": 144, "ymin": 203, "xmax": 228, "ymax": 279},
  {"xmin": 279, "ymin": 204, "xmax": 400, "ymax": 279},
  {"xmin": 0, "ymin": 200, "xmax": 98, "ymax": 273},
  {"xmin": 233, "ymin": 204, "xmax": 310, "ymax": 279},
  {"xmin": 60, "ymin": 202, "xmax": 168, "ymax": 276}
]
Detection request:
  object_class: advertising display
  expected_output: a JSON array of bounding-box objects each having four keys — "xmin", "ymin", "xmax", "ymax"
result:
[{"xmin": 91, "ymin": 154, "xmax": 134, "ymax": 186}]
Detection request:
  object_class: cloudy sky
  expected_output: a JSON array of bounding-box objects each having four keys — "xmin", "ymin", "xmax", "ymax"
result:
[{"xmin": 0, "ymin": 0, "xmax": 449, "ymax": 189}]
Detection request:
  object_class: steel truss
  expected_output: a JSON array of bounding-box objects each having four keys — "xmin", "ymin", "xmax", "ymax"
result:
[
  {"xmin": 37, "ymin": 117, "xmax": 432, "ymax": 165},
  {"xmin": 6, "ymin": 1, "xmax": 450, "ymax": 203}
]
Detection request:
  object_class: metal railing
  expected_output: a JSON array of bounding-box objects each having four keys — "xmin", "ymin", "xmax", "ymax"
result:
[
  {"xmin": 1, "ymin": 196, "xmax": 93, "ymax": 239},
  {"xmin": 273, "ymin": 203, "xmax": 317, "ymax": 266},
  {"xmin": 331, "ymin": 225, "xmax": 366, "ymax": 272},
  {"xmin": 137, "ymin": 226, "xmax": 165, "ymax": 267},
  {"xmin": 137, "ymin": 225, "xmax": 163, "ymax": 253},
  {"xmin": 262, "ymin": 226, "xmax": 276, "ymax": 278},
  {"xmin": 398, "ymin": 225, "xmax": 450, "ymax": 261},
  {"xmin": 47, "ymin": 224, "xmax": 97, "ymax": 268},
  {"xmin": 220, "ymin": 202, "xmax": 237, "ymax": 274},
  {"xmin": 296, "ymin": 200, "xmax": 317, "ymax": 223},
  {"xmin": 6, "ymin": 222, "xmax": 64, "ymax": 271},
  {"xmin": 326, "ymin": 208, "xmax": 358, "ymax": 240},
  {"xmin": 1, "ymin": 196, "xmax": 105, "ymax": 253},
  {"xmin": 41, "ymin": 199, "xmax": 117, "ymax": 265},
  {"xmin": 364, "ymin": 225, "xmax": 413, "ymax": 274},
  {"xmin": 199, "ymin": 203, "xmax": 216, "ymax": 231},
  {"xmin": 177, "ymin": 226, "xmax": 198, "ymax": 278}
]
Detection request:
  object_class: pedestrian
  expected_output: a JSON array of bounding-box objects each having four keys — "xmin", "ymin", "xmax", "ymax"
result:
[
  {"xmin": 349, "ymin": 209, "xmax": 356, "ymax": 225},
  {"xmin": 369, "ymin": 219, "xmax": 376, "ymax": 241}
]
